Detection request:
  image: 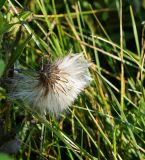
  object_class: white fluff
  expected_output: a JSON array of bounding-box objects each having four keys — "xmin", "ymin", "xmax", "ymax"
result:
[{"xmin": 10, "ymin": 53, "xmax": 91, "ymax": 115}]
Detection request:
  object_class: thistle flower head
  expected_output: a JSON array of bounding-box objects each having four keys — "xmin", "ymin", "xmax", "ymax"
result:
[{"xmin": 9, "ymin": 53, "xmax": 91, "ymax": 115}]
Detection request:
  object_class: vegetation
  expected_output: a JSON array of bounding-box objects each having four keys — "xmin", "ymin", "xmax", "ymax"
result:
[{"xmin": 0, "ymin": 0, "xmax": 145, "ymax": 159}]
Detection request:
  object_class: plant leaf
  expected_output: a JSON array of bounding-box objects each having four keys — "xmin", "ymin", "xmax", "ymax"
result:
[
  {"xmin": 6, "ymin": 34, "xmax": 32, "ymax": 71},
  {"xmin": 0, "ymin": 153, "xmax": 13, "ymax": 160},
  {"xmin": 0, "ymin": 59, "xmax": 5, "ymax": 77},
  {"xmin": 0, "ymin": 0, "xmax": 6, "ymax": 10}
]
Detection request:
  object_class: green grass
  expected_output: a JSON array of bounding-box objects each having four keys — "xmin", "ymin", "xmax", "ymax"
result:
[{"xmin": 0, "ymin": 0, "xmax": 145, "ymax": 160}]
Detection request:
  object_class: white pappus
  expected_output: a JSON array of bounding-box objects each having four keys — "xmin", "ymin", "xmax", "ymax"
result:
[{"xmin": 9, "ymin": 53, "xmax": 92, "ymax": 115}]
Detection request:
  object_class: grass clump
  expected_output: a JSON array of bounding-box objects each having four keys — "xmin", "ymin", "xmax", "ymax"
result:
[{"xmin": 0, "ymin": 0, "xmax": 145, "ymax": 160}]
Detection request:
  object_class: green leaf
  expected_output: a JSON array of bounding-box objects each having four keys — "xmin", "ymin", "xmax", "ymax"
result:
[
  {"xmin": 0, "ymin": 12, "xmax": 21, "ymax": 35},
  {"xmin": 0, "ymin": 153, "xmax": 13, "ymax": 160},
  {"xmin": 0, "ymin": 13, "xmax": 13, "ymax": 35},
  {"xmin": 18, "ymin": 11, "xmax": 32, "ymax": 20},
  {"xmin": 0, "ymin": 87, "xmax": 6, "ymax": 100},
  {"xmin": 0, "ymin": 59, "xmax": 5, "ymax": 77},
  {"xmin": 0, "ymin": 0, "xmax": 6, "ymax": 10},
  {"xmin": 0, "ymin": 23, "xmax": 15, "ymax": 35},
  {"xmin": 130, "ymin": 6, "xmax": 140, "ymax": 56},
  {"xmin": 6, "ymin": 34, "xmax": 32, "ymax": 71}
]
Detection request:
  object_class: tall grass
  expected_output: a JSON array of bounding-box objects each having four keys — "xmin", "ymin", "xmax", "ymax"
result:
[{"xmin": 0, "ymin": 0, "xmax": 145, "ymax": 160}]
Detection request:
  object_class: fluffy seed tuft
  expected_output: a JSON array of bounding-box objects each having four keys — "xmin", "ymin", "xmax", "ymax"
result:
[{"xmin": 9, "ymin": 53, "xmax": 91, "ymax": 115}]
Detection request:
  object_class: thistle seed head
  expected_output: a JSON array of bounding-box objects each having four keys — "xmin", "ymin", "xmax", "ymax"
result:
[{"xmin": 9, "ymin": 53, "xmax": 92, "ymax": 116}]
